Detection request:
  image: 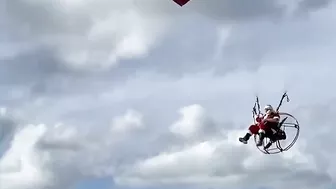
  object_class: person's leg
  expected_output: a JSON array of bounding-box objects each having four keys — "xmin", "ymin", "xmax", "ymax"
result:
[
  {"xmin": 264, "ymin": 129, "xmax": 276, "ymax": 149},
  {"xmin": 269, "ymin": 122, "xmax": 286, "ymax": 140},
  {"xmin": 256, "ymin": 122, "xmax": 267, "ymax": 146},
  {"xmin": 257, "ymin": 121, "xmax": 280, "ymax": 146},
  {"xmin": 239, "ymin": 124, "xmax": 259, "ymax": 144}
]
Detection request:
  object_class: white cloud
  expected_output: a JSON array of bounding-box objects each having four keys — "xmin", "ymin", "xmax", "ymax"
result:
[
  {"xmin": 0, "ymin": 124, "xmax": 51, "ymax": 189},
  {"xmin": 111, "ymin": 109, "xmax": 144, "ymax": 133},
  {"xmin": 4, "ymin": 0, "xmax": 171, "ymax": 71},
  {"xmin": 0, "ymin": 108, "xmax": 146, "ymax": 189},
  {"xmin": 1, "ymin": 64, "xmax": 336, "ymax": 189},
  {"xmin": 115, "ymin": 104, "xmax": 331, "ymax": 189},
  {"xmin": 169, "ymin": 104, "xmax": 217, "ymax": 139},
  {"xmin": 3, "ymin": 0, "xmax": 328, "ymax": 73},
  {"xmin": 1, "ymin": 1, "xmax": 336, "ymax": 189}
]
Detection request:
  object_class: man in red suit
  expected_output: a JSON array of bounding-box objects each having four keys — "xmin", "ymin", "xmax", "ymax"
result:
[{"xmin": 239, "ymin": 104, "xmax": 280, "ymax": 146}]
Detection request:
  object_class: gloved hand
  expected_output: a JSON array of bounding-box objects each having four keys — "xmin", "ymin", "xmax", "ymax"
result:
[{"xmin": 255, "ymin": 114, "xmax": 263, "ymax": 122}]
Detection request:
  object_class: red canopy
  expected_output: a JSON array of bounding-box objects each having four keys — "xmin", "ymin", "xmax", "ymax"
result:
[{"xmin": 172, "ymin": 0, "xmax": 190, "ymax": 6}]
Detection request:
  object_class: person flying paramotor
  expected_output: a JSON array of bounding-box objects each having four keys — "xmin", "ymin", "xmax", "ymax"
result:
[{"xmin": 238, "ymin": 92, "xmax": 300, "ymax": 154}]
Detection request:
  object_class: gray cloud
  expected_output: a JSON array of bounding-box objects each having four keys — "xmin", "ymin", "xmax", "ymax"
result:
[
  {"xmin": 1, "ymin": 62, "xmax": 336, "ymax": 189},
  {"xmin": 1, "ymin": 1, "xmax": 336, "ymax": 189},
  {"xmin": 0, "ymin": 110, "xmax": 17, "ymax": 157},
  {"xmin": 296, "ymin": 0, "xmax": 334, "ymax": 12},
  {"xmin": 0, "ymin": 48, "xmax": 65, "ymax": 85},
  {"xmin": 185, "ymin": 0, "xmax": 285, "ymax": 22},
  {"xmin": 1, "ymin": 0, "xmax": 333, "ymax": 78},
  {"xmin": 0, "ymin": 0, "xmax": 332, "ymax": 109}
]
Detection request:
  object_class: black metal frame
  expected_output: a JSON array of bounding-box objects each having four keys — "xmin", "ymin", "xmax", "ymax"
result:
[{"xmin": 254, "ymin": 112, "xmax": 300, "ymax": 154}]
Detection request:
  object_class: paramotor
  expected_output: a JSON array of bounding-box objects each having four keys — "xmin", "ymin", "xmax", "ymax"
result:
[{"xmin": 252, "ymin": 92, "xmax": 300, "ymax": 154}]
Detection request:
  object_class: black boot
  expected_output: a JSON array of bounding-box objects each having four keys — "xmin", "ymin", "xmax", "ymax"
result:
[
  {"xmin": 264, "ymin": 141, "xmax": 272, "ymax": 149},
  {"xmin": 239, "ymin": 133, "xmax": 251, "ymax": 144},
  {"xmin": 256, "ymin": 132, "xmax": 265, "ymax": 146}
]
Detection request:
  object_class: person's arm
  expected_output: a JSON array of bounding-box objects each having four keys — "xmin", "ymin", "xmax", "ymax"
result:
[
  {"xmin": 263, "ymin": 112, "xmax": 279, "ymax": 122},
  {"xmin": 264, "ymin": 117, "xmax": 279, "ymax": 122},
  {"xmin": 255, "ymin": 114, "xmax": 264, "ymax": 123}
]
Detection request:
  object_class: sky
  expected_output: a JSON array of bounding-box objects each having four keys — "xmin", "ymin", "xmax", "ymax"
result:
[{"xmin": 0, "ymin": 0, "xmax": 336, "ymax": 189}]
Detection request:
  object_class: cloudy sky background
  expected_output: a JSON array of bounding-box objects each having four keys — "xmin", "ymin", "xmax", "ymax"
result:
[{"xmin": 0, "ymin": 0, "xmax": 336, "ymax": 189}]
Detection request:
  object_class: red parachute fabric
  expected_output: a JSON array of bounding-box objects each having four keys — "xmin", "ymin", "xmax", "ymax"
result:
[{"xmin": 173, "ymin": 0, "xmax": 190, "ymax": 6}]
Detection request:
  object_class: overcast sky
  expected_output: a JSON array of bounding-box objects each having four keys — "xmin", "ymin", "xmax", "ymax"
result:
[{"xmin": 0, "ymin": 0, "xmax": 336, "ymax": 189}]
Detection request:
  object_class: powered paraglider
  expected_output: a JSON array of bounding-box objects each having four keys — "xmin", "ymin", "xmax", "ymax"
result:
[{"xmin": 251, "ymin": 92, "xmax": 300, "ymax": 154}]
